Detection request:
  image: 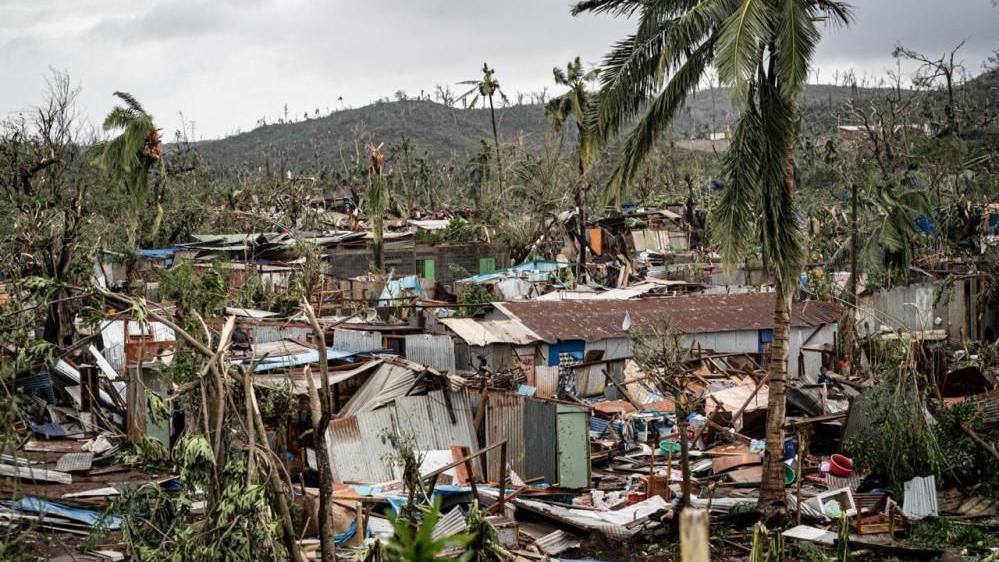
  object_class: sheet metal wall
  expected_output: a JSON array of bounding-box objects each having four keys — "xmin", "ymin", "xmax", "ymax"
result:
[
  {"xmin": 858, "ymin": 281, "xmax": 973, "ymax": 342},
  {"xmin": 485, "ymin": 392, "xmax": 525, "ymax": 481},
  {"xmin": 534, "ymin": 366, "xmax": 560, "ymax": 399},
  {"xmin": 254, "ymin": 325, "xmax": 311, "ymax": 344},
  {"xmin": 327, "ymin": 389, "xmax": 478, "ymax": 484},
  {"xmin": 327, "ymin": 408, "xmax": 398, "ymax": 483},
  {"xmin": 481, "ymin": 393, "xmax": 590, "ymax": 486},
  {"xmin": 333, "ymin": 329, "xmax": 383, "ymax": 352},
  {"xmin": 404, "ymin": 334, "xmax": 456, "ymax": 372},
  {"xmin": 523, "ymin": 399, "xmax": 558, "ymax": 483}
]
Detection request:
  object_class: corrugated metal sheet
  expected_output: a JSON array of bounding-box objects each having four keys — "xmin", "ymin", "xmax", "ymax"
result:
[
  {"xmin": 485, "ymin": 392, "xmax": 526, "ymax": 482},
  {"xmin": 535, "ymin": 366, "xmax": 560, "ymax": 399},
  {"xmin": 903, "ymin": 475, "xmax": 938, "ymax": 520},
  {"xmin": 333, "ymin": 329, "xmax": 383, "ymax": 352},
  {"xmin": 327, "ymin": 389, "xmax": 478, "ymax": 484},
  {"xmin": 99, "ymin": 319, "xmax": 174, "ymax": 374},
  {"xmin": 404, "ymin": 334, "xmax": 456, "ymax": 373},
  {"xmin": 327, "ymin": 409, "xmax": 397, "ymax": 483},
  {"xmin": 396, "ymin": 390, "xmax": 477, "ymax": 451},
  {"xmin": 431, "ymin": 508, "xmax": 467, "ymax": 540},
  {"xmin": 523, "ymin": 398, "xmax": 558, "ymax": 483},
  {"xmin": 254, "ymin": 325, "xmax": 310, "ymax": 344},
  {"xmin": 534, "ymin": 530, "xmax": 581, "ymax": 555},
  {"xmin": 339, "ymin": 359, "xmax": 425, "ymax": 416},
  {"xmin": 497, "ymin": 294, "xmax": 842, "ymax": 342},
  {"xmin": 571, "ymin": 363, "xmax": 606, "ymax": 397},
  {"xmin": 439, "ymin": 318, "xmax": 542, "ymax": 346}
]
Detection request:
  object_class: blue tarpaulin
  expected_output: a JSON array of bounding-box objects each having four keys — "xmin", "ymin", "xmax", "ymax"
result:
[
  {"xmin": 13, "ymin": 497, "xmax": 122, "ymax": 530},
  {"xmin": 378, "ymin": 275, "xmax": 422, "ymax": 306}
]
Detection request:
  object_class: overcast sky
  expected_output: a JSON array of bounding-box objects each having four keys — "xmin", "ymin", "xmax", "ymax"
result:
[{"xmin": 2, "ymin": 0, "xmax": 997, "ymax": 140}]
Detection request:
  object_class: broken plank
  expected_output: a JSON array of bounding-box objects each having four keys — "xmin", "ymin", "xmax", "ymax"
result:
[{"xmin": 0, "ymin": 463, "xmax": 72, "ymax": 484}]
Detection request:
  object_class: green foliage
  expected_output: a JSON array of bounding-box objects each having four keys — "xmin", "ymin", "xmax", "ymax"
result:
[
  {"xmin": 115, "ymin": 436, "xmax": 170, "ymax": 469},
  {"xmin": 259, "ymin": 380, "xmax": 297, "ymax": 418},
  {"xmin": 158, "ymin": 259, "xmax": 229, "ymax": 317},
  {"xmin": 835, "ymin": 513, "xmax": 850, "ymax": 562},
  {"xmin": 384, "ymin": 497, "xmax": 474, "ymax": 562},
  {"xmin": 845, "ymin": 341, "xmax": 945, "ymax": 493},
  {"xmin": 102, "ymin": 435, "xmax": 286, "ymax": 562},
  {"xmin": 910, "ymin": 517, "xmax": 997, "ymax": 549},
  {"xmin": 456, "ymin": 283, "xmax": 499, "ymax": 317},
  {"xmin": 932, "ymin": 402, "xmax": 999, "ymax": 498}
]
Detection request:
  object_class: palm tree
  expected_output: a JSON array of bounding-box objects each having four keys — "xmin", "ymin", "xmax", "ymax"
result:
[
  {"xmin": 833, "ymin": 179, "xmax": 931, "ymax": 287},
  {"xmin": 575, "ymin": 0, "xmax": 851, "ymax": 518},
  {"xmin": 365, "ymin": 143, "xmax": 389, "ymax": 273},
  {"xmin": 458, "ymin": 63, "xmax": 508, "ymax": 194},
  {"xmin": 546, "ymin": 57, "xmax": 601, "ymax": 281},
  {"xmin": 89, "ymin": 91, "xmax": 162, "ymax": 246}
]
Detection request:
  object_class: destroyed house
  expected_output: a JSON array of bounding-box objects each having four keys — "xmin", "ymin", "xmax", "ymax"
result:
[{"xmin": 446, "ymin": 293, "xmax": 841, "ymax": 397}]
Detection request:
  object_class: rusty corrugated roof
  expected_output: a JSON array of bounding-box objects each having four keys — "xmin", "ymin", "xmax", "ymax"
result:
[{"xmin": 498, "ymin": 293, "xmax": 841, "ymax": 342}]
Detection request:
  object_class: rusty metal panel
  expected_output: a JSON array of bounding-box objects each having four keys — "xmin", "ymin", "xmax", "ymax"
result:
[
  {"xmin": 523, "ymin": 398, "xmax": 557, "ymax": 483},
  {"xmin": 404, "ymin": 334, "xmax": 456, "ymax": 373},
  {"xmin": 500, "ymin": 294, "xmax": 842, "ymax": 342},
  {"xmin": 535, "ymin": 366, "xmax": 559, "ymax": 399},
  {"xmin": 485, "ymin": 392, "xmax": 525, "ymax": 482},
  {"xmin": 333, "ymin": 329, "xmax": 383, "ymax": 352},
  {"xmin": 326, "ymin": 408, "xmax": 397, "ymax": 483}
]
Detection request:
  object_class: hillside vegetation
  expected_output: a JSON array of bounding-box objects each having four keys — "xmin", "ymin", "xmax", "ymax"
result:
[{"xmin": 193, "ymin": 83, "xmax": 891, "ymax": 171}]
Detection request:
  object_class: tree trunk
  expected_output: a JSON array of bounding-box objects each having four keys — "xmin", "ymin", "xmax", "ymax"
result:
[
  {"xmin": 678, "ymin": 412, "xmax": 692, "ymax": 508},
  {"xmin": 760, "ymin": 139, "xmax": 797, "ymax": 520},
  {"xmin": 488, "ymin": 95, "xmax": 504, "ymax": 193},
  {"xmin": 373, "ymin": 215, "xmax": 384, "ymax": 274},
  {"xmin": 761, "ymin": 280, "xmax": 792, "ymax": 519},
  {"xmin": 576, "ymin": 161, "xmax": 588, "ymax": 284},
  {"xmin": 301, "ymin": 301, "xmax": 336, "ymax": 562}
]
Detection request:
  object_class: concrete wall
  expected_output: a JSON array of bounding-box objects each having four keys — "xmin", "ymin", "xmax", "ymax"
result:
[{"xmin": 324, "ymin": 241, "xmax": 503, "ymax": 286}]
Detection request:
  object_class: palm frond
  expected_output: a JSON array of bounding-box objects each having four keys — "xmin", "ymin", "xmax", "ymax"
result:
[
  {"xmin": 605, "ymin": 39, "xmax": 714, "ymax": 202},
  {"xmin": 715, "ymin": 0, "xmax": 771, "ymax": 100},
  {"xmin": 572, "ymin": 0, "xmax": 644, "ymax": 17},
  {"xmin": 112, "ymin": 91, "xmax": 146, "ymax": 113},
  {"xmin": 755, "ymin": 75, "xmax": 803, "ymax": 289},
  {"xmin": 774, "ymin": 0, "xmax": 820, "ymax": 98},
  {"xmin": 592, "ymin": 0, "xmax": 725, "ymax": 143},
  {"xmin": 711, "ymin": 84, "xmax": 764, "ymax": 268}
]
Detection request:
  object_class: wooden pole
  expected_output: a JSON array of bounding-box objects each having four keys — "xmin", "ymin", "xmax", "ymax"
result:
[
  {"xmin": 498, "ymin": 442, "xmax": 508, "ymax": 514},
  {"xmin": 680, "ymin": 508, "xmax": 710, "ymax": 562}
]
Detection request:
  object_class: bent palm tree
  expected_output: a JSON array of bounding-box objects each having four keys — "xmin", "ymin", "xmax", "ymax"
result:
[
  {"xmin": 546, "ymin": 56, "xmax": 601, "ymax": 281},
  {"xmin": 458, "ymin": 64, "xmax": 508, "ymax": 194},
  {"xmin": 89, "ymin": 92, "xmax": 162, "ymax": 246},
  {"xmin": 576, "ymin": 0, "xmax": 851, "ymax": 517}
]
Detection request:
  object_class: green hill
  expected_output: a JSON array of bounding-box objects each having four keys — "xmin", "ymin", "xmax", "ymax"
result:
[{"xmin": 192, "ymin": 71, "xmax": 997, "ymax": 172}]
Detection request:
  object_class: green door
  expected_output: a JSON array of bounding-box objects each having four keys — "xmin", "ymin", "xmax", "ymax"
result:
[
  {"xmin": 422, "ymin": 259, "xmax": 436, "ymax": 282},
  {"xmin": 478, "ymin": 257, "xmax": 496, "ymax": 274},
  {"xmin": 555, "ymin": 404, "xmax": 590, "ymax": 488}
]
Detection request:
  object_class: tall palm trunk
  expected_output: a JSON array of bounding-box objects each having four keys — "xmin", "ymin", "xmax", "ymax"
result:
[
  {"xmin": 760, "ymin": 140, "xmax": 797, "ymax": 517},
  {"xmin": 577, "ymin": 157, "xmax": 588, "ymax": 283},
  {"xmin": 487, "ymin": 95, "xmax": 504, "ymax": 193}
]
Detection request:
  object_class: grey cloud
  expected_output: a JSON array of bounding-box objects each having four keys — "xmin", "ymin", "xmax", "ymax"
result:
[{"xmin": 1, "ymin": 0, "xmax": 997, "ymax": 139}]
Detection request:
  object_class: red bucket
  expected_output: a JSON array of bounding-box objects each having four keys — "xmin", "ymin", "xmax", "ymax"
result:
[{"xmin": 829, "ymin": 454, "xmax": 854, "ymax": 477}]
